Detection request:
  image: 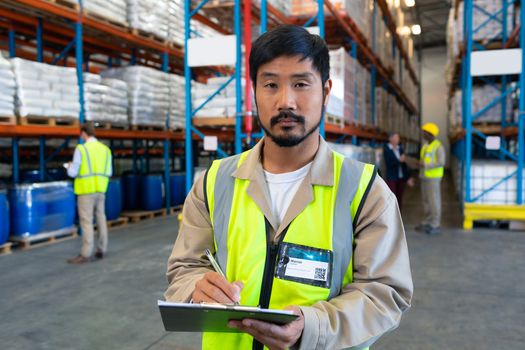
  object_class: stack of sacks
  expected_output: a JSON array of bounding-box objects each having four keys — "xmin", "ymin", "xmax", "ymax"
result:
[
  {"xmin": 11, "ymin": 58, "xmax": 79, "ymax": 118},
  {"xmin": 344, "ymin": 0, "xmax": 371, "ymax": 40},
  {"xmin": 83, "ymin": 73, "xmax": 129, "ymax": 125},
  {"xmin": 169, "ymin": 0, "xmax": 185, "ymax": 45},
  {"xmin": 355, "ymin": 64, "xmax": 370, "ymax": 125},
  {"xmin": 192, "ymin": 76, "xmax": 245, "ymax": 119},
  {"xmin": 448, "ymin": 86, "xmax": 514, "ymax": 128},
  {"xmin": 328, "ymin": 48, "xmax": 356, "ymax": 124},
  {"xmin": 102, "ymin": 66, "xmax": 170, "ymax": 127},
  {"xmin": 268, "ymin": 0, "xmax": 292, "ymax": 15},
  {"xmin": 128, "ymin": 0, "xmax": 183, "ymax": 43},
  {"xmin": 0, "ymin": 53, "xmax": 15, "ymax": 117},
  {"xmin": 83, "ymin": 0, "xmax": 128, "ymax": 26},
  {"xmin": 169, "ymin": 74, "xmax": 186, "ymax": 129},
  {"xmin": 456, "ymin": 0, "xmax": 515, "ymax": 42},
  {"xmin": 289, "ymin": 0, "xmax": 343, "ymax": 16}
]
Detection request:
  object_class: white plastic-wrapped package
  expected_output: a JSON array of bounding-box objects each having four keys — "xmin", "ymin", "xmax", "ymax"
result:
[
  {"xmin": 102, "ymin": 66, "xmax": 169, "ymax": 127},
  {"xmin": 128, "ymin": 0, "xmax": 183, "ymax": 44},
  {"xmin": 10, "ymin": 58, "xmax": 80, "ymax": 118},
  {"xmin": 0, "ymin": 53, "xmax": 15, "ymax": 117},
  {"xmin": 83, "ymin": 0, "xmax": 128, "ymax": 27},
  {"xmin": 83, "ymin": 72, "xmax": 129, "ymax": 125}
]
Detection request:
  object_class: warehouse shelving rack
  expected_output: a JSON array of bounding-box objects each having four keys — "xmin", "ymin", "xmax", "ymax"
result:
[
  {"xmin": 449, "ymin": 0, "xmax": 525, "ymax": 229},
  {"xmin": 0, "ymin": 0, "xmax": 195, "ymax": 212},
  {"xmin": 183, "ymin": 0, "xmax": 421, "ymax": 190}
]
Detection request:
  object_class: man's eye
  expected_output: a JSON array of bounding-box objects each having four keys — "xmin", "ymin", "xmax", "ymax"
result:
[
  {"xmin": 295, "ymin": 82, "xmax": 309, "ymax": 88},
  {"xmin": 264, "ymin": 83, "xmax": 277, "ymax": 88}
]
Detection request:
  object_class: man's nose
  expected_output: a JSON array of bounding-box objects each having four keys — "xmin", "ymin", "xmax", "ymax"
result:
[{"xmin": 277, "ymin": 86, "xmax": 297, "ymax": 111}]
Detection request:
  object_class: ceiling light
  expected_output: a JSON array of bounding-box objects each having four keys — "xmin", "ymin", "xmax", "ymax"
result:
[
  {"xmin": 397, "ymin": 26, "xmax": 411, "ymax": 36},
  {"xmin": 405, "ymin": 0, "xmax": 416, "ymax": 7},
  {"xmin": 411, "ymin": 24, "xmax": 421, "ymax": 35},
  {"xmin": 394, "ymin": 0, "xmax": 401, "ymax": 8}
]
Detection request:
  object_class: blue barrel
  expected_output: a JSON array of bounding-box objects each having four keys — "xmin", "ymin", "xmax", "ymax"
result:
[
  {"xmin": 140, "ymin": 175, "xmax": 164, "ymax": 211},
  {"xmin": 122, "ymin": 174, "xmax": 140, "ymax": 211},
  {"xmin": 105, "ymin": 178, "xmax": 122, "ymax": 221},
  {"xmin": 170, "ymin": 173, "xmax": 186, "ymax": 206},
  {"xmin": 9, "ymin": 181, "xmax": 75, "ymax": 237},
  {"xmin": 0, "ymin": 190, "xmax": 9, "ymax": 245}
]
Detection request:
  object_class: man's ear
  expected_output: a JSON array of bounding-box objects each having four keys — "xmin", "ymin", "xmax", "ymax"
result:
[{"xmin": 323, "ymin": 79, "xmax": 332, "ymax": 107}]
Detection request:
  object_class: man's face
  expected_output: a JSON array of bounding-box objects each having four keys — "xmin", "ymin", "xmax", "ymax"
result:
[
  {"xmin": 254, "ymin": 55, "xmax": 331, "ymax": 147},
  {"xmin": 422, "ymin": 131, "xmax": 433, "ymax": 141},
  {"xmin": 390, "ymin": 134, "xmax": 400, "ymax": 146}
]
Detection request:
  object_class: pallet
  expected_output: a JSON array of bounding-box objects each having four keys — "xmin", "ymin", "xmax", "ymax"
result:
[
  {"xmin": 326, "ymin": 114, "xmax": 344, "ymax": 128},
  {"xmin": 18, "ymin": 116, "xmax": 79, "ymax": 127},
  {"xmin": 170, "ymin": 205, "xmax": 184, "ymax": 215},
  {"xmin": 121, "ymin": 208, "xmax": 167, "ymax": 223},
  {"xmin": 193, "ymin": 117, "xmax": 236, "ymax": 127},
  {"xmin": 130, "ymin": 124, "xmax": 166, "ymax": 131},
  {"xmin": 10, "ymin": 227, "xmax": 78, "ymax": 250},
  {"xmin": 95, "ymin": 122, "xmax": 128, "ymax": 131},
  {"xmin": 0, "ymin": 116, "xmax": 16, "ymax": 125},
  {"xmin": 107, "ymin": 217, "xmax": 129, "ymax": 229},
  {"xmin": 130, "ymin": 28, "xmax": 169, "ymax": 46},
  {"xmin": 0, "ymin": 242, "xmax": 13, "ymax": 256}
]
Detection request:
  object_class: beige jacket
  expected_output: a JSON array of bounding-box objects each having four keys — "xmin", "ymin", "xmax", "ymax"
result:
[{"xmin": 165, "ymin": 138, "xmax": 413, "ymax": 349}]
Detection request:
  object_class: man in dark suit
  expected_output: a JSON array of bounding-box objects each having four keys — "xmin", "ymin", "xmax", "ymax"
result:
[{"xmin": 383, "ymin": 132, "xmax": 411, "ymax": 209}]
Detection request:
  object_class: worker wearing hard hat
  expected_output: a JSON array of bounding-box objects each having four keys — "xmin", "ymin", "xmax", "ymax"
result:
[{"xmin": 416, "ymin": 122, "xmax": 445, "ymax": 235}]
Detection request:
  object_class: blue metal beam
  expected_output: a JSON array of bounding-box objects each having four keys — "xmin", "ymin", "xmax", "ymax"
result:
[
  {"xmin": 318, "ymin": 0, "xmax": 325, "ymax": 137},
  {"xmin": 190, "ymin": 0, "xmax": 211, "ymax": 18},
  {"xmin": 39, "ymin": 137, "xmax": 46, "ymax": 182},
  {"xmin": 518, "ymin": 1, "xmax": 525, "ymax": 204},
  {"xmin": 75, "ymin": 22, "xmax": 85, "ymax": 123},
  {"xmin": 12, "ymin": 138, "xmax": 19, "ymax": 184},
  {"xmin": 8, "ymin": 29, "xmax": 16, "ymax": 58},
  {"xmin": 260, "ymin": 0, "xmax": 267, "ymax": 34},
  {"xmin": 191, "ymin": 126, "xmax": 228, "ymax": 158},
  {"xmin": 191, "ymin": 76, "xmax": 235, "ymax": 117},
  {"xmin": 52, "ymin": 39, "xmax": 75, "ymax": 65},
  {"xmin": 234, "ymin": 0, "xmax": 242, "ymax": 154},
  {"xmin": 46, "ymin": 138, "xmax": 70, "ymax": 163},
  {"xmin": 37, "ymin": 18, "xmax": 44, "ymax": 62},
  {"xmin": 184, "ymin": 0, "xmax": 194, "ymax": 194},
  {"xmin": 464, "ymin": 0, "xmax": 473, "ymax": 202}
]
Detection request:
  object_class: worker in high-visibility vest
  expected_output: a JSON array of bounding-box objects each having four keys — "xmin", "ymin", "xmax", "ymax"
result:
[
  {"xmin": 416, "ymin": 122, "xmax": 445, "ymax": 235},
  {"xmin": 164, "ymin": 25, "xmax": 413, "ymax": 350},
  {"xmin": 66, "ymin": 122, "xmax": 112, "ymax": 264}
]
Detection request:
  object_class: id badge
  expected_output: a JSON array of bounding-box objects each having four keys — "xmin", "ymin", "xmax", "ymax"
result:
[{"xmin": 275, "ymin": 242, "xmax": 332, "ymax": 289}]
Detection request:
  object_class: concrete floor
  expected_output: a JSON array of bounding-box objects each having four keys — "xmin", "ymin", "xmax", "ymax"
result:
[{"xmin": 1, "ymin": 177, "xmax": 524, "ymax": 349}]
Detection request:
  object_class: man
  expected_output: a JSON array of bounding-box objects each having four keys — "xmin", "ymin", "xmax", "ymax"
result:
[
  {"xmin": 416, "ymin": 122, "xmax": 445, "ymax": 235},
  {"xmin": 382, "ymin": 132, "xmax": 412, "ymax": 209},
  {"xmin": 165, "ymin": 25, "xmax": 413, "ymax": 349},
  {"xmin": 66, "ymin": 122, "xmax": 112, "ymax": 264}
]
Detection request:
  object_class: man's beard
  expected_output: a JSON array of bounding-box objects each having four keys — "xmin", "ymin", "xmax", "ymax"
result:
[{"xmin": 257, "ymin": 108, "xmax": 324, "ymax": 148}]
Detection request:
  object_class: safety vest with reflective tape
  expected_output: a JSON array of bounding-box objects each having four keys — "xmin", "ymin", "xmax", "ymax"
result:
[
  {"xmin": 202, "ymin": 149, "xmax": 376, "ymax": 350},
  {"xmin": 420, "ymin": 139, "xmax": 444, "ymax": 179},
  {"xmin": 74, "ymin": 141, "xmax": 111, "ymax": 195}
]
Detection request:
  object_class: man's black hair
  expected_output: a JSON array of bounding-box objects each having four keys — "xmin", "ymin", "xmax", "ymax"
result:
[
  {"xmin": 249, "ymin": 25, "xmax": 330, "ymax": 88},
  {"xmin": 81, "ymin": 122, "xmax": 96, "ymax": 137}
]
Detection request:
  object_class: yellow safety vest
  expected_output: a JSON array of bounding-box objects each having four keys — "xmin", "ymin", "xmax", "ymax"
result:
[
  {"xmin": 74, "ymin": 141, "xmax": 111, "ymax": 195},
  {"xmin": 420, "ymin": 139, "xmax": 444, "ymax": 179},
  {"xmin": 203, "ymin": 150, "xmax": 376, "ymax": 350}
]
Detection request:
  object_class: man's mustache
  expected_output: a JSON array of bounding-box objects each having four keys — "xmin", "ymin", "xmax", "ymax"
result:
[{"xmin": 270, "ymin": 110, "xmax": 306, "ymax": 127}]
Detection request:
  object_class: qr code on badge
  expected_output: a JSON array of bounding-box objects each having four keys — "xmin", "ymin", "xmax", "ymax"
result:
[{"xmin": 314, "ymin": 267, "xmax": 327, "ymax": 281}]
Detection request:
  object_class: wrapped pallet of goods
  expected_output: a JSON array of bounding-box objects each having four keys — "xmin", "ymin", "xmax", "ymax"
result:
[
  {"xmin": 0, "ymin": 53, "xmax": 15, "ymax": 118},
  {"xmin": 128, "ymin": 0, "xmax": 182, "ymax": 44},
  {"xmin": 102, "ymin": 66, "xmax": 170, "ymax": 128},
  {"xmin": 10, "ymin": 58, "xmax": 80, "ymax": 122},
  {"xmin": 169, "ymin": 74, "xmax": 186, "ymax": 129},
  {"xmin": 328, "ymin": 48, "xmax": 356, "ymax": 125},
  {"xmin": 83, "ymin": 73, "xmax": 129, "ymax": 126},
  {"xmin": 192, "ymin": 76, "xmax": 246, "ymax": 120},
  {"xmin": 82, "ymin": 0, "xmax": 128, "ymax": 26}
]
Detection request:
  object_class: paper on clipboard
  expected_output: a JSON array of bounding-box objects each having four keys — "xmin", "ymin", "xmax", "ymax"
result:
[{"xmin": 158, "ymin": 300, "xmax": 299, "ymax": 333}]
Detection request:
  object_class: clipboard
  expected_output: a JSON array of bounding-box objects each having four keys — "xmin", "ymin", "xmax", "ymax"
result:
[{"xmin": 158, "ymin": 300, "xmax": 299, "ymax": 333}]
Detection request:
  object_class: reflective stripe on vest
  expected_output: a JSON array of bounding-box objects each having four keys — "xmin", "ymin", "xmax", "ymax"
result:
[
  {"xmin": 202, "ymin": 150, "xmax": 376, "ymax": 350},
  {"xmin": 420, "ymin": 139, "xmax": 444, "ymax": 179},
  {"xmin": 74, "ymin": 141, "xmax": 111, "ymax": 195}
]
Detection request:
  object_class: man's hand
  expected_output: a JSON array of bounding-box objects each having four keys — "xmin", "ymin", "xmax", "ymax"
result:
[
  {"xmin": 228, "ymin": 306, "xmax": 304, "ymax": 350},
  {"xmin": 399, "ymin": 154, "xmax": 406, "ymax": 163},
  {"xmin": 192, "ymin": 272, "xmax": 243, "ymax": 304}
]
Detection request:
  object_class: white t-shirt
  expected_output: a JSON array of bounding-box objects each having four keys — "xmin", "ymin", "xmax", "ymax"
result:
[{"xmin": 263, "ymin": 162, "xmax": 312, "ymax": 227}]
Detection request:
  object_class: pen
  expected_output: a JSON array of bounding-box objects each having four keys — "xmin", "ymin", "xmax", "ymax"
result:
[
  {"xmin": 204, "ymin": 248, "xmax": 226, "ymax": 278},
  {"xmin": 204, "ymin": 249, "xmax": 239, "ymax": 305}
]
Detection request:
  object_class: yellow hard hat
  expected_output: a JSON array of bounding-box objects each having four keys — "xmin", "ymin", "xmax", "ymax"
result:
[{"xmin": 422, "ymin": 122, "xmax": 439, "ymax": 137}]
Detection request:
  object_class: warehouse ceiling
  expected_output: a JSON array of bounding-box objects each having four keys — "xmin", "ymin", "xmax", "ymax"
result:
[{"xmin": 405, "ymin": 0, "xmax": 452, "ymax": 49}]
